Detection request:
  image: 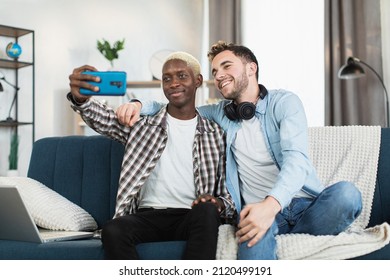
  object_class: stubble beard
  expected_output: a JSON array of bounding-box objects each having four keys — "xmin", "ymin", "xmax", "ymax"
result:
[{"xmin": 222, "ymin": 71, "xmax": 249, "ymax": 102}]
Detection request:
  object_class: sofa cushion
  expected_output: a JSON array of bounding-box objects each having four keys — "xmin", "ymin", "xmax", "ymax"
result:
[
  {"xmin": 27, "ymin": 136, "xmax": 124, "ymax": 228},
  {"xmin": 136, "ymin": 241, "xmax": 186, "ymax": 259},
  {"xmin": 0, "ymin": 239, "xmax": 104, "ymax": 260},
  {"xmin": 0, "ymin": 238, "xmax": 187, "ymax": 260},
  {"xmin": 0, "ymin": 176, "xmax": 97, "ymax": 231}
]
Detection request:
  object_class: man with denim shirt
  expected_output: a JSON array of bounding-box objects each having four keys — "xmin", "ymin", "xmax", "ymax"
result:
[
  {"xmin": 67, "ymin": 52, "xmax": 235, "ymax": 259},
  {"xmin": 117, "ymin": 42, "xmax": 363, "ymax": 259}
]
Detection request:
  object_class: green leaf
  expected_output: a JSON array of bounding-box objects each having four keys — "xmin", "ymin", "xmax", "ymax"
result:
[{"xmin": 96, "ymin": 38, "xmax": 125, "ymax": 65}]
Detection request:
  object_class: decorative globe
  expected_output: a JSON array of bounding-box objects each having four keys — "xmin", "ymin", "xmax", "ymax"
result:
[{"xmin": 6, "ymin": 42, "xmax": 22, "ymax": 59}]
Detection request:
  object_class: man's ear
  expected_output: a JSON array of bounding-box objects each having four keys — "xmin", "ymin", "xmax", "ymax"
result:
[
  {"xmin": 247, "ymin": 62, "xmax": 257, "ymax": 77},
  {"xmin": 196, "ymin": 74, "xmax": 204, "ymax": 88}
]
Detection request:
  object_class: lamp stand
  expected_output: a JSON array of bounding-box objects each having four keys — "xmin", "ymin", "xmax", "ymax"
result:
[
  {"xmin": 338, "ymin": 57, "xmax": 389, "ymax": 127},
  {"xmin": 0, "ymin": 76, "xmax": 20, "ymax": 123},
  {"xmin": 6, "ymin": 91, "xmax": 18, "ymax": 122},
  {"xmin": 357, "ymin": 60, "xmax": 389, "ymax": 127}
]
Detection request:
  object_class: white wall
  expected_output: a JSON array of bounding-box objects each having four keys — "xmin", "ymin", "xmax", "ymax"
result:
[
  {"xmin": 0, "ymin": 0, "xmax": 388, "ymax": 176},
  {"xmin": 0, "ymin": 0, "xmax": 204, "ymax": 176},
  {"xmin": 242, "ymin": 0, "xmax": 325, "ymax": 127}
]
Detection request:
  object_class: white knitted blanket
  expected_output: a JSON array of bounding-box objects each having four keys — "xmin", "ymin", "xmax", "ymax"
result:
[{"xmin": 217, "ymin": 125, "xmax": 390, "ymax": 260}]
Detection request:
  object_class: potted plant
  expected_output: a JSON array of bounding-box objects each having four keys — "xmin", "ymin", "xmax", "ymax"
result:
[
  {"xmin": 8, "ymin": 133, "xmax": 19, "ymax": 176},
  {"xmin": 97, "ymin": 38, "xmax": 125, "ymax": 68}
]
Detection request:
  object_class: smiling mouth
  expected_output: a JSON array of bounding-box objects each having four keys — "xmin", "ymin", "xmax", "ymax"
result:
[
  {"xmin": 219, "ymin": 80, "xmax": 232, "ymax": 90},
  {"xmin": 169, "ymin": 91, "xmax": 184, "ymax": 96}
]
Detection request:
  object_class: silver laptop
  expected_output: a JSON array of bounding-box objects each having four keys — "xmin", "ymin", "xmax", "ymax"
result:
[{"xmin": 0, "ymin": 185, "xmax": 94, "ymax": 243}]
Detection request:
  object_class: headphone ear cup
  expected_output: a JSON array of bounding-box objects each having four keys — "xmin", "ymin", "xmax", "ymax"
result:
[
  {"xmin": 236, "ymin": 102, "xmax": 256, "ymax": 120},
  {"xmin": 224, "ymin": 102, "xmax": 239, "ymax": 120}
]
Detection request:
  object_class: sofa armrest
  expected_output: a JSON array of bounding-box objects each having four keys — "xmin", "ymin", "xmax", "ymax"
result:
[{"xmin": 368, "ymin": 128, "xmax": 390, "ymax": 227}]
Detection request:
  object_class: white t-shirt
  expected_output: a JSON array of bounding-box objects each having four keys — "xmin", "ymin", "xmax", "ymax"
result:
[
  {"xmin": 233, "ymin": 117, "xmax": 309, "ymax": 204},
  {"xmin": 139, "ymin": 113, "xmax": 197, "ymax": 209}
]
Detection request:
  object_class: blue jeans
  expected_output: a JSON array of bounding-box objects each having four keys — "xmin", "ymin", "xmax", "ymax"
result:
[{"xmin": 237, "ymin": 181, "xmax": 362, "ymax": 260}]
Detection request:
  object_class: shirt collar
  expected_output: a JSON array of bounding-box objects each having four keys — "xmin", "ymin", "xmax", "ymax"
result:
[
  {"xmin": 146, "ymin": 105, "xmax": 214, "ymax": 134},
  {"xmin": 256, "ymin": 84, "xmax": 269, "ymax": 114}
]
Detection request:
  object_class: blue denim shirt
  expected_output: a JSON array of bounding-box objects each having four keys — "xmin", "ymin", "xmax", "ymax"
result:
[{"xmin": 141, "ymin": 86, "xmax": 324, "ymax": 213}]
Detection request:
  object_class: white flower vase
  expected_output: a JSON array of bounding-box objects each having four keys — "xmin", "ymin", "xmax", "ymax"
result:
[{"xmin": 6, "ymin": 169, "xmax": 19, "ymax": 177}]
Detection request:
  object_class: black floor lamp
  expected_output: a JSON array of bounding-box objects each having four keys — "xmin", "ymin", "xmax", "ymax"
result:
[
  {"xmin": 0, "ymin": 72, "xmax": 20, "ymax": 122},
  {"xmin": 338, "ymin": 56, "xmax": 389, "ymax": 127}
]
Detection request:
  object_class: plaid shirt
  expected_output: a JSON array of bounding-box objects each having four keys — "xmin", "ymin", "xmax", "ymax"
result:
[{"xmin": 70, "ymin": 98, "xmax": 235, "ymax": 219}]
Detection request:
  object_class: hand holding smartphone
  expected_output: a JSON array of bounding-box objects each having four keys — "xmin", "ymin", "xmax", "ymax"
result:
[{"xmin": 80, "ymin": 71, "xmax": 127, "ymax": 96}]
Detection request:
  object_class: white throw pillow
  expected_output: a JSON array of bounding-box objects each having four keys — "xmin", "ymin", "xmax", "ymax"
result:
[{"xmin": 0, "ymin": 176, "xmax": 98, "ymax": 231}]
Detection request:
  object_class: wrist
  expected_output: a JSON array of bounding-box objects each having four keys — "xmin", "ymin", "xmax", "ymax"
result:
[
  {"xmin": 217, "ymin": 198, "xmax": 225, "ymax": 211},
  {"xmin": 74, "ymin": 95, "xmax": 89, "ymax": 104},
  {"xmin": 131, "ymin": 100, "xmax": 142, "ymax": 110},
  {"xmin": 264, "ymin": 196, "xmax": 281, "ymax": 214},
  {"xmin": 67, "ymin": 92, "xmax": 89, "ymax": 105}
]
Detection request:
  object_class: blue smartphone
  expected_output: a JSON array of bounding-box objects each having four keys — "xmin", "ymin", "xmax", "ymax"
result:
[{"xmin": 80, "ymin": 71, "xmax": 127, "ymax": 96}]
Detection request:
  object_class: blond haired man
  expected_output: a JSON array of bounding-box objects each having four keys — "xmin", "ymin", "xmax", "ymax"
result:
[{"xmin": 67, "ymin": 52, "xmax": 235, "ymax": 259}]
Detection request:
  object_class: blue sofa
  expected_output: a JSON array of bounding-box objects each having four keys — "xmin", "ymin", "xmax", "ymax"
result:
[{"xmin": 0, "ymin": 130, "xmax": 389, "ymax": 260}]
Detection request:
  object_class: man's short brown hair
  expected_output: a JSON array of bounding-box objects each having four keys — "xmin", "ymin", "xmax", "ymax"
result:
[{"xmin": 207, "ymin": 41, "xmax": 259, "ymax": 80}]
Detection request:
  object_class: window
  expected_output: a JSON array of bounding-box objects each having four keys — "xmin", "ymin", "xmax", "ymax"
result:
[{"xmin": 242, "ymin": 0, "xmax": 325, "ymax": 126}]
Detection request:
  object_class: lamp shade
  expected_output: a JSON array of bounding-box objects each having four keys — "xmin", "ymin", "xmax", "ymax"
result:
[
  {"xmin": 338, "ymin": 57, "xmax": 365, "ymax": 79},
  {"xmin": 338, "ymin": 56, "xmax": 389, "ymax": 127}
]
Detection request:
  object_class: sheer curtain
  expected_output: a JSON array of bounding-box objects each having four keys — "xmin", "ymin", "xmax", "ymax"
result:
[
  {"xmin": 209, "ymin": 0, "xmax": 242, "ymax": 45},
  {"xmin": 241, "ymin": 0, "xmax": 325, "ymax": 127},
  {"xmin": 207, "ymin": 0, "xmax": 241, "ymax": 99},
  {"xmin": 325, "ymin": 0, "xmax": 384, "ymax": 126}
]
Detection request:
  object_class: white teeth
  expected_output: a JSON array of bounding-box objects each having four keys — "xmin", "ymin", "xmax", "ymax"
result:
[{"xmin": 220, "ymin": 80, "xmax": 231, "ymax": 88}]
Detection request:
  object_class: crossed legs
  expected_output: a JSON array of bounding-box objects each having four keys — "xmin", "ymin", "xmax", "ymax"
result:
[{"xmin": 238, "ymin": 181, "xmax": 362, "ymax": 260}]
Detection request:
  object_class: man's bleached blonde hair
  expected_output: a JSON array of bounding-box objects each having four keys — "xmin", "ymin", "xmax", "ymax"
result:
[{"xmin": 164, "ymin": 51, "xmax": 201, "ymax": 77}]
